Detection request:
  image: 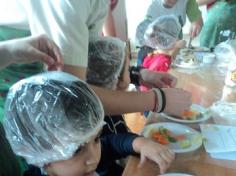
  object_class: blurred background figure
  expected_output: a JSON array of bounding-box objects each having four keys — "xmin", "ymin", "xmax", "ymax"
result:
[
  {"xmin": 197, "ymin": 0, "xmax": 236, "ymax": 48},
  {"xmin": 135, "ymin": 0, "xmax": 203, "ymax": 66},
  {"xmin": 140, "ymin": 15, "xmax": 185, "ymax": 91}
]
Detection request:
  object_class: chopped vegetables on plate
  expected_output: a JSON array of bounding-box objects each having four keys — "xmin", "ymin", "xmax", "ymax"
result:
[
  {"xmin": 180, "ymin": 140, "xmax": 191, "ymax": 149},
  {"xmin": 143, "ymin": 122, "xmax": 203, "ymax": 153},
  {"xmin": 150, "ymin": 126, "xmax": 188, "ymax": 147},
  {"xmin": 181, "ymin": 109, "xmax": 203, "ymax": 120},
  {"xmin": 161, "ymin": 104, "xmax": 211, "ymax": 123}
]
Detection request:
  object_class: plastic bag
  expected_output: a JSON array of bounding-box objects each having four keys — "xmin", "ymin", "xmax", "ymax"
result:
[
  {"xmin": 210, "ymin": 101, "xmax": 236, "ymax": 125},
  {"xmin": 214, "ymin": 39, "xmax": 236, "ymax": 68}
]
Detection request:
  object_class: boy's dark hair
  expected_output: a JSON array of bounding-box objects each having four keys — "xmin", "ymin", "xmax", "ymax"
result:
[
  {"xmin": 87, "ymin": 37, "xmax": 126, "ymax": 89},
  {"xmin": 3, "ymin": 72, "xmax": 104, "ymax": 167}
]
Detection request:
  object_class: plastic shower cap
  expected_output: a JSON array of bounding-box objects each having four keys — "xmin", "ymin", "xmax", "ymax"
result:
[
  {"xmin": 87, "ymin": 37, "xmax": 126, "ymax": 89},
  {"xmin": 144, "ymin": 15, "xmax": 181, "ymax": 49},
  {"xmin": 3, "ymin": 71, "xmax": 104, "ymax": 167},
  {"xmin": 135, "ymin": 18, "xmax": 153, "ymax": 47}
]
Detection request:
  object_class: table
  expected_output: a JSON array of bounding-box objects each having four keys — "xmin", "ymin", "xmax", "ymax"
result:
[{"xmin": 123, "ymin": 66, "xmax": 236, "ymax": 176}]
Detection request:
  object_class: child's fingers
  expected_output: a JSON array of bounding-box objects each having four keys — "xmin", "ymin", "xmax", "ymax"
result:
[
  {"xmin": 159, "ymin": 150, "xmax": 175, "ymax": 165},
  {"xmin": 159, "ymin": 153, "xmax": 171, "ymax": 165},
  {"xmin": 138, "ymin": 154, "xmax": 147, "ymax": 168},
  {"xmin": 29, "ymin": 47, "xmax": 55, "ymax": 66},
  {"xmin": 151, "ymin": 147, "xmax": 174, "ymax": 174},
  {"xmin": 165, "ymin": 149, "xmax": 175, "ymax": 161},
  {"xmin": 152, "ymin": 155, "xmax": 169, "ymax": 174}
]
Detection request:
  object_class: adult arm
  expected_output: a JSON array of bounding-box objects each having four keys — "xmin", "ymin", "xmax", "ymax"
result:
[
  {"xmin": 102, "ymin": 8, "xmax": 117, "ymax": 37},
  {"xmin": 186, "ymin": 0, "xmax": 203, "ymax": 38},
  {"xmin": 91, "ymin": 83, "xmax": 191, "ymax": 116},
  {"xmin": 0, "ymin": 35, "xmax": 63, "ymax": 70},
  {"xmin": 64, "ymin": 63, "xmax": 191, "ymax": 116}
]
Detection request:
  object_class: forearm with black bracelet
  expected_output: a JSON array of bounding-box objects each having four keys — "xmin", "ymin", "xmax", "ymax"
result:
[
  {"xmin": 152, "ymin": 88, "xmax": 166, "ymax": 113},
  {"xmin": 129, "ymin": 66, "xmax": 166, "ymax": 113}
]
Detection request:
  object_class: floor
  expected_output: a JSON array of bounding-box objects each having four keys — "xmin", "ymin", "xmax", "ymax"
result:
[{"xmin": 124, "ymin": 112, "xmax": 146, "ymax": 133}]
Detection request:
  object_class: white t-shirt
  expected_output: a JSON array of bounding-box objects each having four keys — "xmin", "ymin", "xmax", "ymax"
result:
[
  {"xmin": 146, "ymin": 0, "xmax": 188, "ymax": 26},
  {"xmin": 0, "ymin": 0, "xmax": 109, "ymax": 67},
  {"xmin": 0, "ymin": 0, "xmax": 28, "ymax": 29}
]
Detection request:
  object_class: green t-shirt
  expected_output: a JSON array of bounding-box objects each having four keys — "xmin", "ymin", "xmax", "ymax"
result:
[
  {"xmin": 200, "ymin": 1, "xmax": 236, "ymax": 48},
  {"xmin": 186, "ymin": 0, "xmax": 202, "ymax": 23},
  {"xmin": 0, "ymin": 26, "xmax": 43, "ymax": 122}
]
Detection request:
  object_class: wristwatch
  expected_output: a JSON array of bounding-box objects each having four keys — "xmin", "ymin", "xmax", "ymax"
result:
[{"xmin": 129, "ymin": 66, "xmax": 143, "ymax": 86}]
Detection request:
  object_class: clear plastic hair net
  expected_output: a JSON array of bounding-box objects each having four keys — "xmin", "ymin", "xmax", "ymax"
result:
[
  {"xmin": 144, "ymin": 15, "xmax": 181, "ymax": 49},
  {"xmin": 3, "ymin": 71, "xmax": 104, "ymax": 167},
  {"xmin": 86, "ymin": 37, "xmax": 126, "ymax": 89},
  {"xmin": 135, "ymin": 18, "xmax": 153, "ymax": 47}
]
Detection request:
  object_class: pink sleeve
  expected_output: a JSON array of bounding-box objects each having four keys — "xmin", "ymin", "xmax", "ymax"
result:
[
  {"xmin": 142, "ymin": 54, "xmax": 171, "ymax": 72},
  {"xmin": 140, "ymin": 54, "xmax": 171, "ymax": 91}
]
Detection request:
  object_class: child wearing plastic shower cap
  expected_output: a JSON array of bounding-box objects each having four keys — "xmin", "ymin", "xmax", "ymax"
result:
[
  {"xmin": 87, "ymin": 36, "xmax": 130, "ymax": 175},
  {"xmin": 141, "ymin": 15, "xmax": 185, "ymax": 91},
  {"xmin": 4, "ymin": 71, "xmax": 175, "ymax": 176},
  {"xmin": 87, "ymin": 36, "xmax": 129, "ymax": 134},
  {"xmin": 86, "ymin": 36, "xmax": 126, "ymax": 90},
  {"xmin": 3, "ymin": 71, "xmax": 105, "ymax": 175}
]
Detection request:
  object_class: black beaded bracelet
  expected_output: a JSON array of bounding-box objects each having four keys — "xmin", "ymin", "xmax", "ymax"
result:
[
  {"xmin": 129, "ymin": 66, "xmax": 143, "ymax": 86},
  {"xmin": 152, "ymin": 88, "xmax": 166, "ymax": 113},
  {"xmin": 159, "ymin": 88, "xmax": 166, "ymax": 112}
]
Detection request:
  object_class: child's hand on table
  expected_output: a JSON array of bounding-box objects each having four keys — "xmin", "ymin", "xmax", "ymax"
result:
[{"xmin": 133, "ymin": 137, "xmax": 175, "ymax": 174}]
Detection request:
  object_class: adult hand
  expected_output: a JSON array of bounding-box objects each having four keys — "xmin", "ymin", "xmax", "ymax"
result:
[
  {"xmin": 140, "ymin": 69, "xmax": 177, "ymax": 88},
  {"xmin": 133, "ymin": 137, "xmax": 175, "ymax": 174},
  {"xmin": 6, "ymin": 35, "xmax": 63, "ymax": 70},
  {"xmin": 189, "ymin": 18, "xmax": 203, "ymax": 38},
  {"xmin": 162, "ymin": 88, "xmax": 192, "ymax": 117}
]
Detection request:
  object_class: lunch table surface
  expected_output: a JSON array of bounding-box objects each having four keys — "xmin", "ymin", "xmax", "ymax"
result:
[{"xmin": 123, "ymin": 66, "xmax": 236, "ymax": 176}]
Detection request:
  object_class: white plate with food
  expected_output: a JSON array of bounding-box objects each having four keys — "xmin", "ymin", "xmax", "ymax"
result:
[
  {"xmin": 174, "ymin": 51, "xmax": 202, "ymax": 69},
  {"xmin": 161, "ymin": 104, "xmax": 211, "ymax": 123},
  {"xmin": 173, "ymin": 47, "xmax": 212, "ymax": 69},
  {"xmin": 174, "ymin": 60, "xmax": 201, "ymax": 69},
  {"xmin": 142, "ymin": 122, "xmax": 202, "ymax": 153}
]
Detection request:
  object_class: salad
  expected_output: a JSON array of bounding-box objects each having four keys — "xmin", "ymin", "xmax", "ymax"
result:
[
  {"xmin": 181, "ymin": 109, "xmax": 203, "ymax": 120},
  {"xmin": 150, "ymin": 126, "xmax": 190, "ymax": 148}
]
